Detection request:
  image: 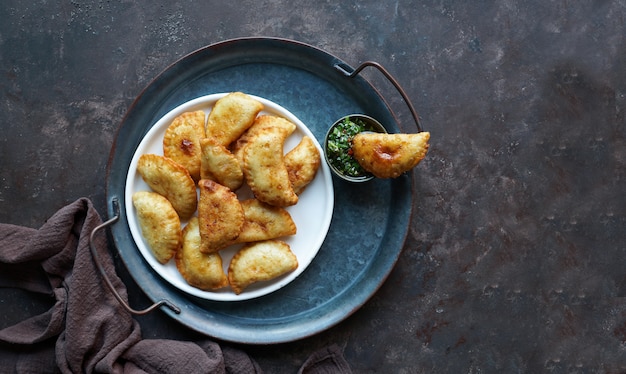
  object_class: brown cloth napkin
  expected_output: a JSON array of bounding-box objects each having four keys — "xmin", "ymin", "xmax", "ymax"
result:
[{"xmin": 0, "ymin": 198, "xmax": 352, "ymax": 374}]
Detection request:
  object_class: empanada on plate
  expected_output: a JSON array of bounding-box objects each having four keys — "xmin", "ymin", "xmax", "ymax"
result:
[
  {"xmin": 200, "ymin": 137, "xmax": 244, "ymax": 191},
  {"xmin": 176, "ymin": 217, "xmax": 229, "ymax": 290},
  {"xmin": 205, "ymin": 92, "xmax": 264, "ymax": 147},
  {"xmin": 231, "ymin": 114, "xmax": 297, "ymax": 165},
  {"xmin": 132, "ymin": 191, "xmax": 181, "ymax": 264},
  {"xmin": 229, "ymin": 199, "xmax": 296, "ymax": 245},
  {"xmin": 352, "ymin": 132, "xmax": 430, "ymax": 179},
  {"xmin": 136, "ymin": 154, "xmax": 197, "ymax": 220},
  {"xmin": 243, "ymin": 127, "xmax": 298, "ymax": 207},
  {"xmin": 197, "ymin": 179, "xmax": 245, "ymax": 253},
  {"xmin": 284, "ymin": 136, "xmax": 321, "ymax": 195},
  {"xmin": 163, "ymin": 110, "xmax": 206, "ymax": 182},
  {"xmin": 228, "ymin": 240, "xmax": 298, "ymax": 294}
]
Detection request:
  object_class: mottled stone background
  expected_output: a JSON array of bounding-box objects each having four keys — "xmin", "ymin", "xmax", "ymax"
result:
[{"xmin": 1, "ymin": 1, "xmax": 625, "ymax": 372}]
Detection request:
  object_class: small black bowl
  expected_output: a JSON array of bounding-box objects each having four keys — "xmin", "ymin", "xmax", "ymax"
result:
[{"xmin": 323, "ymin": 114, "xmax": 387, "ymax": 183}]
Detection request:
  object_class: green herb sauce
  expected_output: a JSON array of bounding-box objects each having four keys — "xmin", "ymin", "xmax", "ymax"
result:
[{"xmin": 326, "ymin": 117, "xmax": 375, "ymax": 178}]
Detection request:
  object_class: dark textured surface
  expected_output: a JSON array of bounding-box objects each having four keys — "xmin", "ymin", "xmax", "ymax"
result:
[{"xmin": 1, "ymin": 1, "xmax": 625, "ymax": 372}]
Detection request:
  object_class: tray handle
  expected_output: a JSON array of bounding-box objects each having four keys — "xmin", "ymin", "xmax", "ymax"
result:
[
  {"xmin": 334, "ymin": 61, "xmax": 423, "ymax": 133},
  {"xmin": 89, "ymin": 198, "xmax": 181, "ymax": 315}
]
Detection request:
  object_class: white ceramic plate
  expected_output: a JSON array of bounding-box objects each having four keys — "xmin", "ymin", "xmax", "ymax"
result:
[{"xmin": 125, "ymin": 93, "xmax": 334, "ymax": 301}]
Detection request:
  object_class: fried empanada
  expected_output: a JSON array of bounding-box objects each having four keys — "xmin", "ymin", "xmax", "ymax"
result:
[
  {"xmin": 231, "ymin": 115, "xmax": 297, "ymax": 164},
  {"xmin": 176, "ymin": 217, "xmax": 229, "ymax": 290},
  {"xmin": 197, "ymin": 179, "xmax": 245, "ymax": 253},
  {"xmin": 352, "ymin": 132, "xmax": 430, "ymax": 179},
  {"xmin": 205, "ymin": 92, "xmax": 264, "ymax": 147},
  {"xmin": 200, "ymin": 137, "xmax": 244, "ymax": 191},
  {"xmin": 284, "ymin": 136, "xmax": 321, "ymax": 195},
  {"xmin": 228, "ymin": 199, "xmax": 296, "ymax": 245},
  {"xmin": 132, "ymin": 191, "xmax": 181, "ymax": 264},
  {"xmin": 228, "ymin": 240, "xmax": 298, "ymax": 294},
  {"xmin": 162, "ymin": 110, "xmax": 206, "ymax": 182},
  {"xmin": 242, "ymin": 127, "xmax": 298, "ymax": 207},
  {"xmin": 136, "ymin": 154, "xmax": 197, "ymax": 220}
]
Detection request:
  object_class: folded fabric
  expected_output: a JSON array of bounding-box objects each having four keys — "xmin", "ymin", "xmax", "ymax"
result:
[{"xmin": 0, "ymin": 198, "xmax": 351, "ymax": 374}]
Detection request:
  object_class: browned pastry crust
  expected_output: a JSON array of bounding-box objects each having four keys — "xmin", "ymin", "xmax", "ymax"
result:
[
  {"xmin": 163, "ymin": 110, "xmax": 206, "ymax": 182},
  {"xmin": 284, "ymin": 136, "xmax": 321, "ymax": 194},
  {"xmin": 132, "ymin": 191, "xmax": 181, "ymax": 264},
  {"xmin": 352, "ymin": 132, "xmax": 430, "ymax": 179},
  {"xmin": 136, "ymin": 154, "xmax": 197, "ymax": 220},
  {"xmin": 228, "ymin": 239, "xmax": 298, "ymax": 294},
  {"xmin": 242, "ymin": 126, "xmax": 298, "ymax": 207},
  {"xmin": 197, "ymin": 179, "xmax": 245, "ymax": 253},
  {"xmin": 200, "ymin": 137, "xmax": 244, "ymax": 191},
  {"xmin": 227, "ymin": 198, "xmax": 296, "ymax": 245},
  {"xmin": 231, "ymin": 114, "xmax": 297, "ymax": 165},
  {"xmin": 205, "ymin": 92, "xmax": 264, "ymax": 147},
  {"xmin": 176, "ymin": 217, "xmax": 229, "ymax": 290}
]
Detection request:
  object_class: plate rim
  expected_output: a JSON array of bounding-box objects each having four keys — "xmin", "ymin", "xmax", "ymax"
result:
[{"xmin": 125, "ymin": 92, "xmax": 335, "ymax": 301}]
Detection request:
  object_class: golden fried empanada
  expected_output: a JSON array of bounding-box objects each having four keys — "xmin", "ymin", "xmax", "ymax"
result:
[
  {"xmin": 136, "ymin": 154, "xmax": 197, "ymax": 220},
  {"xmin": 284, "ymin": 136, "xmax": 321, "ymax": 195},
  {"xmin": 163, "ymin": 110, "xmax": 206, "ymax": 181},
  {"xmin": 132, "ymin": 191, "xmax": 181, "ymax": 264},
  {"xmin": 228, "ymin": 199, "xmax": 296, "ymax": 245},
  {"xmin": 352, "ymin": 132, "xmax": 430, "ymax": 179},
  {"xmin": 205, "ymin": 92, "xmax": 264, "ymax": 147},
  {"xmin": 228, "ymin": 240, "xmax": 298, "ymax": 294},
  {"xmin": 231, "ymin": 115, "xmax": 297, "ymax": 164},
  {"xmin": 243, "ymin": 127, "xmax": 298, "ymax": 207},
  {"xmin": 176, "ymin": 217, "xmax": 229, "ymax": 290},
  {"xmin": 197, "ymin": 179, "xmax": 245, "ymax": 253},
  {"xmin": 200, "ymin": 137, "xmax": 244, "ymax": 191}
]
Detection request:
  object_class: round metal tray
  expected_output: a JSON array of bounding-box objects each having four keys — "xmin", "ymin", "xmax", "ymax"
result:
[{"xmin": 105, "ymin": 37, "xmax": 414, "ymax": 344}]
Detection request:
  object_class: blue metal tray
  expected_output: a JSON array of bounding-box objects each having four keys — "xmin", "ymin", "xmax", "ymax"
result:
[{"xmin": 105, "ymin": 37, "xmax": 414, "ymax": 344}]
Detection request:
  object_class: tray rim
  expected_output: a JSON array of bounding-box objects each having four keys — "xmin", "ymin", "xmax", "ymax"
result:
[{"xmin": 105, "ymin": 36, "xmax": 415, "ymax": 344}]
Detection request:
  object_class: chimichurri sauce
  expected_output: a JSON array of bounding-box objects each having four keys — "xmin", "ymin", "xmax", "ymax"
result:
[{"xmin": 326, "ymin": 117, "xmax": 376, "ymax": 178}]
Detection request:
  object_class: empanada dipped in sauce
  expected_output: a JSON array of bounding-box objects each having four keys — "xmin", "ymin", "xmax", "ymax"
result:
[
  {"xmin": 352, "ymin": 132, "xmax": 430, "ymax": 179},
  {"xmin": 228, "ymin": 240, "xmax": 298, "ymax": 294},
  {"xmin": 200, "ymin": 137, "xmax": 244, "ymax": 191},
  {"xmin": 132, "ymin": 191, "xmax": 181, "ymax": 264},
  {"xmin": 283, "ymin": 136, "xmax": 321, "ymax": 195},
  {"xmin": 228, "ymin": 199, "xmax": 296, "ymax": 245},
  {"xmin": 176, "ymin": 217, "xmax": 229, "ymax": 290},
  {"xmin": 162, "ymin": 110, "xmax": 206, "ymax": 182},
  {"xmin": 197, "ymin": 179, "xmax": 245, "ymax": 253},
  {"xmin": 231, "ymin": 115, "xmax": 297, "ymax": 165},
  {"xmin": 242, "ymin": 127, "xmax": 298, "ymax": 207},
  {"xmin": 205, "ymin": 92, "xmax": 264, "ymax": 147},
  {"xmin": 136, "ymin": 154, "xmax": 197, "ymax": 220}
]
